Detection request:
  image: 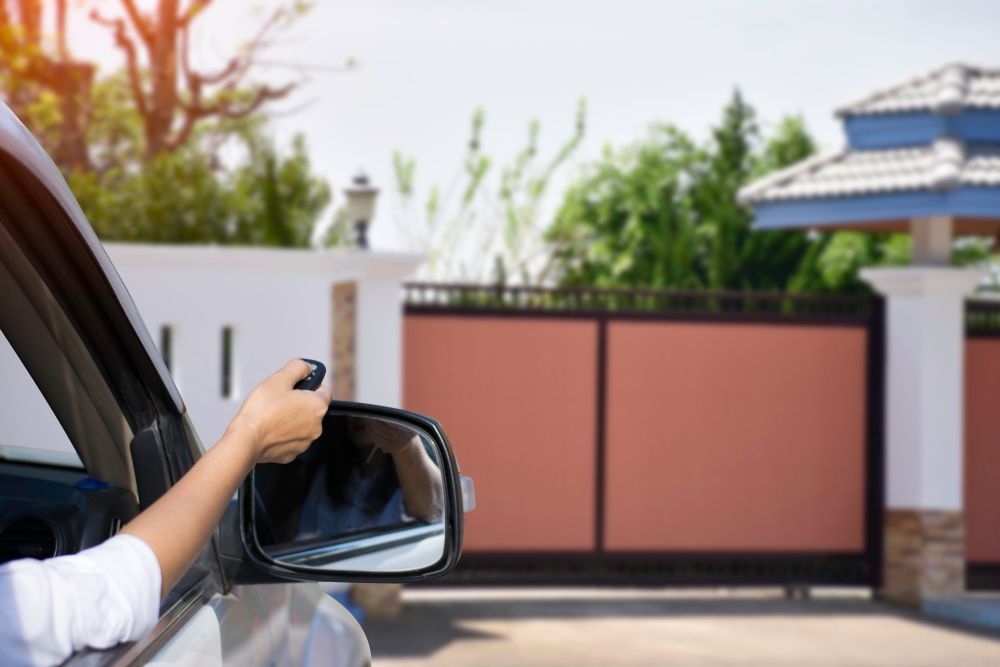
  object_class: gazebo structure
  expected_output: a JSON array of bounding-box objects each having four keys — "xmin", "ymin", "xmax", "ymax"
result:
[{"xmin": 740, "ymin": 63, "xmax": 1000, "ymax": 607}]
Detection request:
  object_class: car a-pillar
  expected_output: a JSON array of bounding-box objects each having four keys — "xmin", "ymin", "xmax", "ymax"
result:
[{"xmin": 738, "ymin": 63, "xmax": 1000, "ymax": 608}]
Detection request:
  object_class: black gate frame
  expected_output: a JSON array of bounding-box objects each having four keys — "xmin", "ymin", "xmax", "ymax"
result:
[
  {"xmin": 404, "ymin": 283, "xmax": 885, "ymax": 587},
  {"xmin": 964, "ymin": 299, "xmax": 1000, "ymax": 591}
]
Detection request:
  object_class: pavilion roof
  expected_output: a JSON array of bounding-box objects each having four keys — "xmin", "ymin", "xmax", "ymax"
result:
[
  {"xmin": 739, "ymin": 137, "xmax": 1000, "ymax": 205},
  {"xmin": 836, "ymin": 63, "xmax": 1000, "ymax": 117},
  {"xmin": 742, "ymin": 63, "xmax": 1000, "ymax": 232}
]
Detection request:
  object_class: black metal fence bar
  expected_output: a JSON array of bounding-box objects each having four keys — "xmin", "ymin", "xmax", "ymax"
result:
[
  {"xmin": 435, "ymin": 552, "xmax": 872, "ymax": 587},
  {"xmin": 404, "ymin": 282, "xmax": 876, "ymax": 320},
  {"xmin": 967, "ymin": 299, "xmax": 1000, "ymax": 334}
]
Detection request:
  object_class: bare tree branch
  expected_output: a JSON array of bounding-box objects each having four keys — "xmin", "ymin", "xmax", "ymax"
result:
[
  {"xmin": 254, "ymin": 59, "xmax": 356, "ymax": 74},
  {"xmin": 178, "ymin": 0, "xmax": 213, "ymax": 28},
  {"xmin": 55, "ymin": 0, "xmax": 68, "ymax": 59},
  {"xmin": 190, "ymin": 4, "xmax": 286, "ymax": 87},
  {"xmin": 16, "ymin": 0, "xmax": 41, "ymax": 44},
  {"xmin": 220, "ymin": 82, "xmax": 296, "ymax": 118},
  {"xmin": 2, "ymin": 0, "xmax": 315, "ymax": 170},
  {"xmin": 192, "ymin": 55, "xmax": 243, "ymax": 86},
  {"xmin": 179, "ymin": 81, "xmax": 296, "ymax": 123},
  {"xmin": 90, "ymin": 8, "xmax": 149, "ymax": 121},
  {"xmin": 118, "ymin": 0, "xmax": 154, "ymax": 47}
]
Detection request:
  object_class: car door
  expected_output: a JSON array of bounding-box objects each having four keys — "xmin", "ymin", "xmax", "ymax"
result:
[{"xmin": 0, "ymin": 101, "xmax": 350, "ymax": 667}]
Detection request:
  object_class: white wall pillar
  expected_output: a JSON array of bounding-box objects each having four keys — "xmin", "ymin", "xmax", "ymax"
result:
[
  {"xmin": 98, "ymin": 244, "xmax": 421, "ymax": 445},
  {"xmin": 356, "ymin": 280, "xmax": 407, "ymax": 407},
  {"xmin": 861, "ymin": 266, "xmax": 983, "ymax": 605}
]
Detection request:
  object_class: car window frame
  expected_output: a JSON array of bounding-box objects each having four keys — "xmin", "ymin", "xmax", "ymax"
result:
[{"xmin": 0, "ymin": 106, "xmax": 228, "ymax": 665}]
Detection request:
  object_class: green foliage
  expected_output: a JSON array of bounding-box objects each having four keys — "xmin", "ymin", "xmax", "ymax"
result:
[
  {"xmin": 70, "ymin": 150, "xmax": 228, "ymax": 243},
  {"xmin": 321, "ymin": 205, "xmax": 357, "ymax": 248},
  {"xmin": 547, "ymin": 92, "xmax": 988, "ymax": 293},
  {"xmin": 71, "ymin": 129, "xmax": 330, "ymax": 246},
  {"xmin": 58, "ymin": 75, "xmax": 330, "ymax": 247},
  {"xmin": 230, "ymin": 135, "xmax": 332, "ymax": 247},
  {"xmin": 543, "ymin": 125, "xmax": 704, "ymax": 288},
  {"xmin": 394, "ymin": 100, "xmax": 586, "ymax": 282}
]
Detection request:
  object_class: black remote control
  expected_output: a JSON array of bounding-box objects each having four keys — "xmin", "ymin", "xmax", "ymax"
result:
[{"xmin": 293, "ymin": 359, "xmax": 326, "ymax": 391}]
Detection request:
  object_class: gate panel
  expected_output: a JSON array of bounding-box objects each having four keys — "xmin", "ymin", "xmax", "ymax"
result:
[
  {"xmin": 605, "ymin": 321, "xmax": 868, "ymax": 552},
  {"xmin": 404, "ymin": 315, "xmax": 598, "ymax": 551},
  {"xmin": 965, "ymin": 338, "xmax": 1000, "ymax": 565},
  {"xmin": 403, "ymin": 285, "xmax": 880, "ymax": 584}
]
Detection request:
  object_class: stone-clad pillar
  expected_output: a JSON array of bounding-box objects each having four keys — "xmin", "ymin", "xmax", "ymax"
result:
[
  {"xmin": 862, "ymin": 267, "xmax": 982, "ymax": 606},
  {"xmin": 332, "ymin": 282, "xmax": 357, "ymax": 400},
  {"xmin": 883, "ymin": 510, "xmax": 964, "ymax": 604}
]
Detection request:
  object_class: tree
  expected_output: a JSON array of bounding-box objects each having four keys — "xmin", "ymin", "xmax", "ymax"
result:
[
  {"xmin": 393, "ymin": 100, "xmax": 586, "ymax": 283},
  {"xmin": 71, "ymin": 122, "xmax": 330, "ymax": 244},
  {"xmin": 0, "ymin": 0, "xmax": 308, "ymax": 169},
  {"xmin": 0, "ymin": 0, "xmax": 336, "ymax": 247},
  {"xmin": 546, "ymin": 92, "xmax": 957, "ymax": 293},
  {"xmin": 0, "ymin": 0, "xmax": 95, "ymax": 170},
  {"xmin": 695, "ymin": 89, "xmax": 756, "ymax": 289},
  {"xmin": 545, "ymin": 124, "xmax": 705, "ymax": 288}
]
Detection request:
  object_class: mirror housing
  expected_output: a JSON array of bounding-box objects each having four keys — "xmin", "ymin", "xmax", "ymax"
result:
[{"xmin": 224, "ymin": 401, "xmax": 465, "ymax": 585}]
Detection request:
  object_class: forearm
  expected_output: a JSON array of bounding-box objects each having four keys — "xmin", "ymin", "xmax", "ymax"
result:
[
  {"xmin": 392, "ymin": 441, "xmax": 444, "ymax": 522},
  {"xmin": 121, "ymin": 425, "xmax": 256, "ymax": 599},
  {"xmin": 0, "ymin": 360, "xmax": 326, "ymax": 664}
]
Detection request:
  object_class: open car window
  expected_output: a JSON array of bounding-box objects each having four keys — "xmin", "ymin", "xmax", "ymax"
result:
[
  {"xmin": 0, "ymin": 330, "xmax": 82, "ymax": 468},
  {"xmin": 0, "ymin": 190, "xmax": 137, "ymax": 493}
]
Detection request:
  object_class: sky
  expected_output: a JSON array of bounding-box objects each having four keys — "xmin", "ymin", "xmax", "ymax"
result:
[{"xmin": 71, "ymin": 0, "xmax": 1000, "ymax": 252}]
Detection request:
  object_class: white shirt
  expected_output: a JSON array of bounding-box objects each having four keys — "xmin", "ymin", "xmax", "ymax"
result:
[{"xmin": 0, "ymin": 534, "xmax": 162, "ymax": 667}]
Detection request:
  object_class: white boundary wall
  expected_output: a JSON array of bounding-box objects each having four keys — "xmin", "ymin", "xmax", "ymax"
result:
[{"xmin": 0, "ymin": 243, "xmax": 422, "ymax": 454}]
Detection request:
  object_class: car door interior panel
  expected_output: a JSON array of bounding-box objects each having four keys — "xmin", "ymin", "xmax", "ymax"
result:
[{"xmin": 0, "ymin": 459, "xmax": 138, "ymax": 565}]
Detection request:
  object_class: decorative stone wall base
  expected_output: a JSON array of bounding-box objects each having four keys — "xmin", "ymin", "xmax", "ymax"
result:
[{"xmin": 882, "ymin": 509, "xmax": 964, "ymax": 606}]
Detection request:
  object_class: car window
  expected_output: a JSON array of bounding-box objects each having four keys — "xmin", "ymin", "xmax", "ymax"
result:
[{"xmin": 0, "ymin": 330, "xmax": 82, "ymax": 467}]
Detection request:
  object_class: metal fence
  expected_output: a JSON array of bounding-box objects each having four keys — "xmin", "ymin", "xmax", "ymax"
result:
[{"xmin": 404, "ymin": 282, "xmax": 876, "ymax": 321}]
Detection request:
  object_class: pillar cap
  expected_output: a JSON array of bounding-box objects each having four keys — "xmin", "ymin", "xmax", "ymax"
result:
[{"xmin": 860, "ymin": 266, "xmax": 985, "ymax": 297}]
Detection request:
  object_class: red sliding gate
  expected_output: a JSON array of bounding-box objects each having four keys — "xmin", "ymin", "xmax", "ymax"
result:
[{"xmin": 404, "ymin": 285, "xmax": 884, "ymax": 585}]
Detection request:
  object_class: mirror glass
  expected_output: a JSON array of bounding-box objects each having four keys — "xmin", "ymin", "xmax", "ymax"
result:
[{"xmin": 252, "ymin": 410, "xmax": 447, "ymax": 573}]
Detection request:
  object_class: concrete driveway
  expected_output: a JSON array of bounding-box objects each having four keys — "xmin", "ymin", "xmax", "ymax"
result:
[{"xmin": 365, "ymin": 588, "xmax": 1000, "ymax": 667}]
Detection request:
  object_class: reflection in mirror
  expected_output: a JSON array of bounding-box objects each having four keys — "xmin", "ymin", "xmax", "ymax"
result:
[{"xmin": 253, "ymin": 411, "xmax": 447, "ymax": 574}]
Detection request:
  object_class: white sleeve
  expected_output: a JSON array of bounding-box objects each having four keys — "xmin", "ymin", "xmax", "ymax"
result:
[{"xmin": 0, "ymin": 534, "xmax": 162, "ymax": 667}]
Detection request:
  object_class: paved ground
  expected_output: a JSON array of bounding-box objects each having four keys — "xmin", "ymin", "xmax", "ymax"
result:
[{"xmin": 365, "ymin": 588, "xmax": 1000, "ymax": 667}]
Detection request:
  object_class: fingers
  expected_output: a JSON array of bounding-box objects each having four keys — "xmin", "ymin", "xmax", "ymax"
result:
[
  {"xmin": 250, "ymin": 360, "xmax": 330, "ymax": 461},
  {"xmin": 276, "ymin": 358, "xmax": 312, "ymax": 386}
]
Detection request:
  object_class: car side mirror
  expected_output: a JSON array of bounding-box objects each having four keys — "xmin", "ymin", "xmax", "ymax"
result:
[{"xmin": 237, "ymin": 401, "xmax": 467, "ymax": 583}]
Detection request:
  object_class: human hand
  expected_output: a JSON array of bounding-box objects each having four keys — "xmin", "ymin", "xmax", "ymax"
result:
[
  {"xmin": 226, "ymin": 359, "xmax": 332, "ymax": 464},
  {"xmin": 351, "ymin": 417, "xmax": 420, "ymax": 456}
]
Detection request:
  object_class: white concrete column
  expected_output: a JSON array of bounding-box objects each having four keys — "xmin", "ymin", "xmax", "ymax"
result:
[
  {"xmin": 861, "ymin": 266, "xmax": 983, "ymax": 604},
  {"xmin": 352, "ymin": 253, "xmax": 423, "ymax": 408},
  {"xmin": 862, "ymin": 267, "xmax": 980, "ymax": 511},
  {"xmin": 355, "ymin": 279, "xmax": 406, "ymax": 407}
]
